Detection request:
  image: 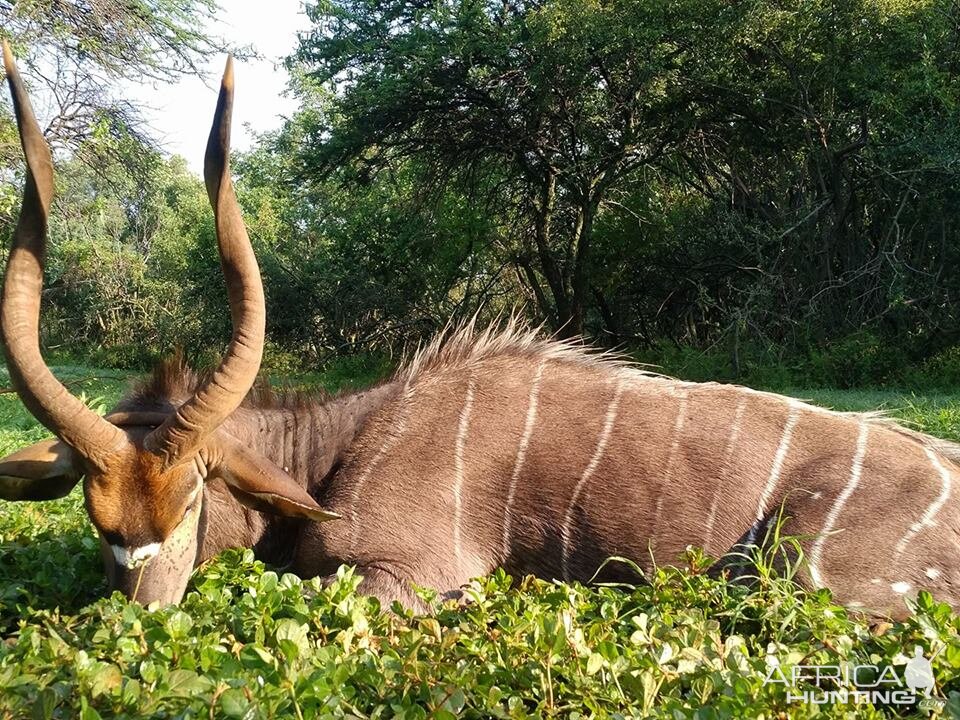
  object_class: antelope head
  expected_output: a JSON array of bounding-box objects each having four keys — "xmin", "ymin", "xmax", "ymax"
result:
[{"xmin": 0, "ymin": 44, "xmax": 337, "ymax": 606}]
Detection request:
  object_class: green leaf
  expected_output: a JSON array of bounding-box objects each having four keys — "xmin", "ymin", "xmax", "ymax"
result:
[
  {"xmin": 165, "ymin": 669, "xmax": 214, "ymax": 697},
  {"xmin": 586, "ymin": 653, "xmax": 604, "ymax": 675},
  {"xmin": 88, "ymin": 662, "xmax": 122, "ymax": 698},
  {"xmin": 165, "ymin": 609, "xmax": 194, "ymax": 639},
  {"xmin": 31, "ymin": 687, "xmax": 56, "ymax": 720},
  {"xmin": 220, "ymin": 688, "xmax": 253, "ymax": 718}
]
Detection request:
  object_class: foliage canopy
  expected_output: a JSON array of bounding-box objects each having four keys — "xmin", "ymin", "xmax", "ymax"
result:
[{"xmin": 6, "ymin": 0, "xmax": 960, "ymax": 378}]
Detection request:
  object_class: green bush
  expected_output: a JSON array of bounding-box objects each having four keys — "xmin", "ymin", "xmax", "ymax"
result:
[
  {"xmin": 805, "ymin": 334, "xmax": 913, "ymax": 389},
  {"xmin": 915, "ymin": 347, "xmax": 960, "ymax": 390},
  {"xmin": 635, "ymin": 334, "xmax": 959, "ymax": 391},
  {"xmin": 3, "ymin": 542, "xmax": 960, "ymax": 718}
]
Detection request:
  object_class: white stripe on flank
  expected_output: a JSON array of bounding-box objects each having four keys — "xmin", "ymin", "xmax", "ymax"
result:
[
  {"xmin": 560, "ymin": 378, "xmax": 625, "ymax": 580},
  {"xmin": 704, "ymin": 395, "xmax": 748, "ymax": 551},
  {"xmin": 808, "ymin": 421, "xmax": 869, "ymax": 588},
  {"xmin": 652, "ymin": 389, "xmax": 688, "ymax": 529},
  {"xmin": 453, "ymin": 375, "xmax": 477, "ymax": 564},
  {"xmin": 754, "ymin": 401, "xmax": 801, "ymax": 523},
  {"xmin": 663, "ymin": 390, "xmax": 688, "ymax": 479},
  {"xmin": 894, "ymin": 446, "xmax": 953, "ymax": 557},
  {"xmin": 348, "ymin": 380, "xmax": 415, "ymax": 552},
  {"xmin": 501, "ymin": 358, "xmax": 547, "ymax": 559},
  {"xmin": 111, "ymin": 543, "xmax": 161, "ymax": 570}
]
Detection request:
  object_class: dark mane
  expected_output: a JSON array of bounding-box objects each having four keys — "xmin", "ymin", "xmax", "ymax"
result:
[{"xmin": 119, "ymin": 319, "xmax": 628, "ymax": 417}]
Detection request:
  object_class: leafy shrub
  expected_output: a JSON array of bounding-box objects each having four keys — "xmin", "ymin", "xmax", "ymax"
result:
[
  {"xmin": 640, "ymin": 341, "xmax": 799, "ymax": 388},
  {"xmin": 311, "ymin": 353, "xmax": 395, "ymax": 393},
  {"xmin": 806, "ymin": 334, "xmax": 913, "ymax": 389},
  {"xmin": 2, "ymin": 548, "xmax": 960, "ymax": 718},
  {"xmin": 915, "ymin": 347, "xmax": 960, "ymax": 390},
  {"xmin": 638, "ymin": 334, "xmax": 954, "ymax": 391}
]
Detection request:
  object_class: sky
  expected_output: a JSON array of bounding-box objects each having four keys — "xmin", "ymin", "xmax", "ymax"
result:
[{"xmin": 124, "ymin": 1, "xmax": 312, "ymax": 174}]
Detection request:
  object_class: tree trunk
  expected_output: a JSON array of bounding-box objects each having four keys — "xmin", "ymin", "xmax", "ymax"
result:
[
  {"xmin": 516, "ymin": 257, "xmax": 555, "ymax": 327},
  {"xmin": 531, "ymin": 172, "xmax": 574, "ymax": 334},
  {"xmin": 592, "ymin": 286, "xmax": 620, "ymax": 345},
  {"xmin": 567, "ymin": 195, "xmax": 598, "ymax": 339}
]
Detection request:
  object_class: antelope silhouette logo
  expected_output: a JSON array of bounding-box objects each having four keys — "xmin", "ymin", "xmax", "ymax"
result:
[{"xmin": 904, "ymin": 646, "xmax": 936, "ymax": 698}]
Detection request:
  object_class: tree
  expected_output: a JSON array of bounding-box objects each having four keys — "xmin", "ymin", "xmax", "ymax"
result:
[
  {"xmin": 657, "ymin": 0, "xmax": 960, "ymax": 352},
  {"xmin": 0, "ymin": 0, "xmax": 232, "ymax": 174},
  {"xmin": 290, "ymin": 0, "xmax": 742, "ymax": 337},
  {"xmin": 0, "ymin": 0, "xmax": 234, "ymax": 303},
  {"xmin": 41, "ymin": 149, "xmax": 216, "ymax": 366},
  {"xmin": 233, "ymin": 120, "xmax": 509, "ymax": 361}
]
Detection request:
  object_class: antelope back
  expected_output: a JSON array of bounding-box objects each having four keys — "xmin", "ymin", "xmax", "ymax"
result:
[{"xmin": 301, "ymin": 322, "xmax": 960, "ymax": 619}]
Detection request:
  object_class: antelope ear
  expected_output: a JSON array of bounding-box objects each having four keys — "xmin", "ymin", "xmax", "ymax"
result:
[
  {"xmin": 208, "ymin": 432, "xmax": 340, "ymax": 523},
  {"xmin": 0, "ymin": 439, "xmax": 83, "ymax": 501}
]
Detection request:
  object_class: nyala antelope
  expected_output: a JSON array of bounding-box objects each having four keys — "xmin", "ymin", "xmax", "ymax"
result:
[{"xmin": 0, "ymin": 45, "xmax": 957, "ymax": 619}]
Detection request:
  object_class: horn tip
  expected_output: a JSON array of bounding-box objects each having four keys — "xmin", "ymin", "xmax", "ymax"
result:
[
  {"xmin": 221, "ymin": 55, "xmax": 234, "ymax": 93},
  {"xmin": 2, "ymin": 40, "xmax": 14, "ymax": 76}
]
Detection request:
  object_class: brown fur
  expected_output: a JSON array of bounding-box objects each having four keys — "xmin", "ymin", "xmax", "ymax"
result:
[
  {"xmin": 288, "ymin": 322, "xmax": 960, "ymax": 617},
  {"xmin": 11, "ymin": 321, "xmax": 960, "ymax": 618},
  {"xmin": 83, "ymin": 428, "xmax": 198, "ymax": 546}
]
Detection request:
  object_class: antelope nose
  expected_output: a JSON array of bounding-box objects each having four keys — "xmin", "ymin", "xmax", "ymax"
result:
[{"xmin": 111, "ymin": 542, "xmax": 161, "ymax": 570}]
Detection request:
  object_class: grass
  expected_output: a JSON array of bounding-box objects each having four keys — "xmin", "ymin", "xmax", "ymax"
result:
[{"xmin": 1, "ymin": 366, "xmax": 960, "ymax": 718}]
